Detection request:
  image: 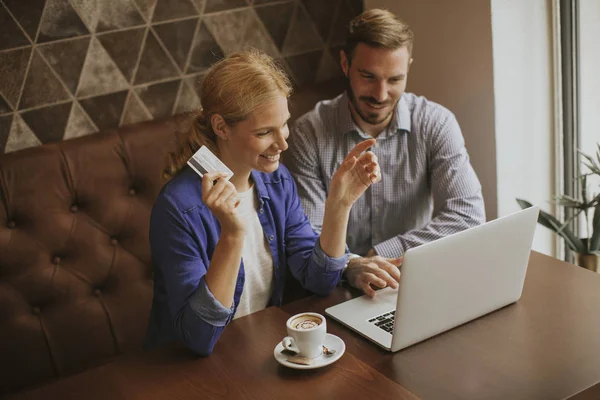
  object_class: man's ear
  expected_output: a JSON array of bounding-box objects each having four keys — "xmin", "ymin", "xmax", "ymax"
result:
[
  {"xmin": 340, "ymin": 49, "xmax": 350, "ymax": 77},
  {"xmin": 210, "ymin": 114, "xmax": 229, "ymax": 140},
  {"xmin": 408, "ymin": 57, "xmax": 413, "ymax": 72}
]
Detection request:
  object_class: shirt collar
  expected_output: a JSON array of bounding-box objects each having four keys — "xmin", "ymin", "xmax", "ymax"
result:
[
  {"xmin": 337, "ymin": 91, "xmax": 412, "ymax": 136},
  {"xmin": 251, "ymin": 170, "xmax": 271, "ymax": 201}
]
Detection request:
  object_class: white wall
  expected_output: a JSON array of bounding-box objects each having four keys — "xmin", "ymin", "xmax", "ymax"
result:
[
  {"xmin": 579, "ymin": 0, "xmax": 600, "ymax": 239},
  {"xmin": 365, "ymin": 0, "xmax": 556, "ymax": 255},
  {"xmin": 491, "ymin": 0, "xmax": 555, "ymax": 255}
]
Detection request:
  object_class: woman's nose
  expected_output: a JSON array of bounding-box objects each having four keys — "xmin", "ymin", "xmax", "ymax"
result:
[
  {"xmin": 278, "ymin": 135, "xmax": 289, "ymax": 151},
  {"xmin": 277, "ymin": 129, "xmax": 289, "ymax": 151}
]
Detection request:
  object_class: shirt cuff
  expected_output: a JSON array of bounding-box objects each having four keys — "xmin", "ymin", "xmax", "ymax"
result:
[
  {"xmin": 313, "ymin": 239, "xmax": 348, "ymax": 272},
  {"xmin": 373, "ymin": 236, "xmax": 404, "ymax": 259},
  {"xmin": 343, "ymin": 253, "xmax": 361, "ymax": 269},
  {"xmin": 189, "ymin": 278, "xmax": 235, "ymax": 327}
]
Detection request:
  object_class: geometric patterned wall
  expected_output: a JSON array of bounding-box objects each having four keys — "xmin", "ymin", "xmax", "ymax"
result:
[{"xmin": 0, "ymin": 0, "xmax": 362, "ymax": 154}]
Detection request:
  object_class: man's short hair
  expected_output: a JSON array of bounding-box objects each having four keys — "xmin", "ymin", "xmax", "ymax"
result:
[{"xmin": 344, "ymin": 9, "xmax": 414, "ymax": 62}]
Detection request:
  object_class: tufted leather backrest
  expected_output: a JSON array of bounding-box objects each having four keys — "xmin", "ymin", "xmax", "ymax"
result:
[{"xmin": 0, "ymin": 116, "xmax": 191, "ymax": 394}]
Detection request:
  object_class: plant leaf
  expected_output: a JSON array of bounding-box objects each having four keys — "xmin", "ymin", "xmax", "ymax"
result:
[
  {"xmin": 579, "ymin": 147, "xmax": 600, "ymax": 175},
  {"xmin": 517, "ymin": 199, "xmax": 553, "ymax": 230},
  {"xmin": 516, "ymin": 198, "xmax": 586, "ymax": 253},
  {"xmin": 582, "ymin": 160, "xmax": 600, "ymax": 176},
  {"xmin": 539, "ymin": 211, "xmax": 586, "ymax": 252},
  {"xmin": 554, "ymin": 195, "xmax": 585, "ymax": 209},
  {"xmin": 590, "ymin": 201, "xmax": 600, "ymax": 252}
]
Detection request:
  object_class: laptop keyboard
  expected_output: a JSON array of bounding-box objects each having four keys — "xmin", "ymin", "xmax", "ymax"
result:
[{"xmin": 368, "ymin": 310, "xmax": 395, "ymax": 333}]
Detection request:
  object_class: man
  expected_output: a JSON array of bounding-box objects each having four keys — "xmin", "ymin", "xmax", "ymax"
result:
[{"xmin": 285, "ymin": 9, "xmax": 486, "ymax": 297}]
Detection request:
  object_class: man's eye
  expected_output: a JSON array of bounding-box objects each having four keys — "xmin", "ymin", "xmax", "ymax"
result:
[{"xmin": 257, "ymin": 131, "xmax": 271, "ymax": 137}]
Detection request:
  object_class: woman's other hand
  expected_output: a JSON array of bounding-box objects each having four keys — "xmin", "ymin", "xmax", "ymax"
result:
[{"xmin": 328, "ymin": 139, "xmax": 381, "ymax": 208}]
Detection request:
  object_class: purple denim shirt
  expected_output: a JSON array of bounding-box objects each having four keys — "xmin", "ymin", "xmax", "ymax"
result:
[{"xmin": 145, "ymin": 164, "xmax": 347, "ymax": 355}]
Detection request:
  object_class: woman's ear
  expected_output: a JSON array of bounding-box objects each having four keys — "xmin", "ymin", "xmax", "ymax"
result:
[{"xmin": 210, "ymin": 114, "xmax": 229, "ymax": 140}]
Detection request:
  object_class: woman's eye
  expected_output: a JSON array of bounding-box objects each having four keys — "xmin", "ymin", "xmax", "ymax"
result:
[{"xmin": 257, "ymin": 131, "xmax": 271, "ymax": 137}]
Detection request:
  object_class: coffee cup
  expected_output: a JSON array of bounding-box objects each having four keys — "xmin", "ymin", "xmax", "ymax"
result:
[{"xmin": 282, "ymin": 312, "xmax": 326, "ymax": 359}]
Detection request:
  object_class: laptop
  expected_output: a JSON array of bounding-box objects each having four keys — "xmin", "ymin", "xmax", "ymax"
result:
[{"xmin": 325, "ymin": 206, "xmax": 540, "ymax": 352}]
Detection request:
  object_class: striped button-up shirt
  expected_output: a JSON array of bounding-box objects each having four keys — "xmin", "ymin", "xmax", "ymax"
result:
[{"xmin": 285, "ymin": 92, "xmax": 486, "ymax": 258}]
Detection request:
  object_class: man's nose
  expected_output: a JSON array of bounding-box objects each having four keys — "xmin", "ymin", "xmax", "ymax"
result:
[{"xmin": 372, "ymin": 81, "xmax": 388, "ymax": 103}]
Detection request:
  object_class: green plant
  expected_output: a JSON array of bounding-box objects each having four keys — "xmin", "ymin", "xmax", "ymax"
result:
[{"xmin": 517, "ymin": 143, "xmax": 600, "ymax": 255}]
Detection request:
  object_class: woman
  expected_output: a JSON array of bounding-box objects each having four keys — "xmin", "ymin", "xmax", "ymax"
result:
[{"xmin": 145, "ymin": 49, "xmax": 380, "ymax": 356}]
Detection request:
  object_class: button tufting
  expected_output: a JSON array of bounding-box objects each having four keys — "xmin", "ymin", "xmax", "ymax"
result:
[
  {"xmin": 129, "ymin": 188, "xmax": 136, "ymax": 196},
  {"xmin": 70, "ymin": 204, "xmax": 78, "ymax": 213},
  {"xmin": 110, "ymin": 238, "xmax": 118, "ymax": 245},
  {"xmin": 52, "ymin": 256, "xmax": 61, "ymax": 265},
  {"xmin": 31, "ymin": 307, "xmax": 41, "ymax": 316},
  {"xmin": 93, "ymin": 289, "xmax": 102, "ymax": 297},
  {"xmin": 7, "ymin": 221, "xmax": 16, "ymax": 229}
]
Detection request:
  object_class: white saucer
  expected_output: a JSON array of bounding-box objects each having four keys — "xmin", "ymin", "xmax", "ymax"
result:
[{"xmin": 274, "ymin": 333, "xmax": 345, "ymax": 370}]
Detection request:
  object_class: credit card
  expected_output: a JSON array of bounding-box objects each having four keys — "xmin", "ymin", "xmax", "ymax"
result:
[{"xmin": 187, "ymin": 145, "xmax": 234, "ymax": 181}]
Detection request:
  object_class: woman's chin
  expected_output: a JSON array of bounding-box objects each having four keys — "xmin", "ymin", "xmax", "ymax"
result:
[{"xmin": 260, "ymin": 162, "xmax": 279, "ymax": 173}]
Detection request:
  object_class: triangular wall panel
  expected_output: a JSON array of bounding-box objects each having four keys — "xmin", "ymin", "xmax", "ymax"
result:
[
  {"xmin": 76, "ymin": 38, "xmax": 130, "ymax": 97},
  {"xmin": 5, "ymin": 114, "xmax": 41, "ymax": 153},
  {"xmin": 97, "ymin": 27, "xmax": 146, "ymax": 83},
  {"xmin": 255, "ymin": 2, "xmax": 294, "ymax": 50},
  {"xmin": 37, "ymin": 0, "xmax": 89, "ymax": 43},
  {"xmin": 38, "ymin": 37, "xmax": 91, "ymax": 94},
  {"xmin": 0, "ymin": 47, "xmax": 32, "ymax": 109},
  {"xmin": 64, "ymin": 101, "xmax": 98, "ymax": 139},
  {"xmin": 79, "ymin": 90, "xmax": 129, "ymax": 130},
  {"xmin": 153, "ymin": 19, "xmax": 198, "ymax": 71},
  {"xmin": 19, "ymin": 51, "xmax": 70, "ymax": 109},
  {"xmin": 21, "ymin": 102, "xmax": 72, "ymax": 144},
  {"xmin": 0, "ymin": 0, "xmax": 364, "ymax": 153},
  {"xmin": 2, "ymin": 0, "xmax": 46, "ymax": 41}
]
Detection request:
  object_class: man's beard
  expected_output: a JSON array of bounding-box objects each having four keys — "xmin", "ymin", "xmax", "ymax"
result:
[{"xmin": 346, "ymin": 77, "xmax": 398, "ymax": 125}]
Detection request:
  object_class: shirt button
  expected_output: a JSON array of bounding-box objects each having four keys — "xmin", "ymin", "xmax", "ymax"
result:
[
  {"xmin": 268, "ymin": 235, "xmax": 274, "ymax": 241},
  {"xmin": 7, "ymin": 221, "xmax": 16, "ymax": 229},
  {"xmin": 70, "ymin": 204, "xmax": 78, "ymax": 213},
  {"xmin": 93, "ymin": 289, "xmax": 102, "ymax": 297},
  {"xmin": 31, "ymin": 307, "xmax": 41, "ymax": 316},
  {"xmin": 274, "ymin": 265, "xmax": 279, "ymax": 270},
  {"xmin": 259, "ymin": 208, "xmax": 264, "ymax": 214},
  {"xmin": 110, "ymin": 238, "xmax": 118, "ymax": 245}
]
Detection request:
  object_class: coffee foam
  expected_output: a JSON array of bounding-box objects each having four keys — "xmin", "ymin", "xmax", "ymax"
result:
[{"xmin": 291, "ymin": 315, "xmax": 322, "ymax": 330}]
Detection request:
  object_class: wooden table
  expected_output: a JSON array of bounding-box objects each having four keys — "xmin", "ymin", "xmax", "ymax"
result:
[{"xmin": 8, "ymin": 252, "xmax": 600, "ymax": 400}]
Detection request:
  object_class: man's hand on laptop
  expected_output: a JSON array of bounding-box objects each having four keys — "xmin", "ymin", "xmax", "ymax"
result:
[{"xmin": 344, "ymin": 252, "xmax": 403, "ymax": 297}]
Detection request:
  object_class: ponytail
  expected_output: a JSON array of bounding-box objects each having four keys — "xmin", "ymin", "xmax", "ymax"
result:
[{"xmin": 163, "ymin": 109, "xmax": 218, "ymax": 180}]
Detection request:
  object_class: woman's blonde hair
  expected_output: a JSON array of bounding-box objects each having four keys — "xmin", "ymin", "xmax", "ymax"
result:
[
  {"xmin": 164, "ymin": 49, "xmax": 292, "ymax": 179},
  {"xmin": 345, "ymin": 9, "xmax": 414, "ymax": 62}
]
